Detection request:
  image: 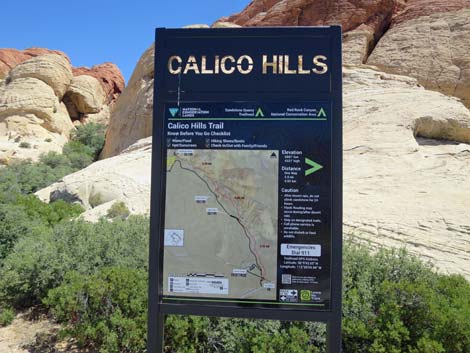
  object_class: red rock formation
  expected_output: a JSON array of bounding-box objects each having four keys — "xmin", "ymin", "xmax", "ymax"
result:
[
  {"xmin": 392, "ymin": 0, "xmax": 470, "ymax": 26},
  {"xmin": 0, "ymin": 48, "xmax": 125, "ymax": 104},
  {"xmin": 73, "ymin": 63, "xmax": 125, "ymax": 104},
  {"xmin": 217, "ymin": 0, "xmax": 399, "ymax": 37},
  {"xmin": 0, "ymin": 48, "xmax": 69, "ymax": 79}
]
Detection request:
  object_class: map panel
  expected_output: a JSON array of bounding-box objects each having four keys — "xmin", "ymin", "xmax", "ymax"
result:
[{"xmin": 163, "ymin": 149, "xmax": 279, "ymax": 300}]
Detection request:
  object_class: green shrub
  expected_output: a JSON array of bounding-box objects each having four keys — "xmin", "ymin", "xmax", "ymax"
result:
[
  {"xmin": 0, "ymin": 203, "xmax": 43, "ymax": 261},
  {"xmin": 19, "ymin": 141, "xmax": 31, "ymax": 148},
  {"xmin": 40, "ymin": 151, "xmax": 71, "ymax": 169},
  {"xmin": 45, "ymin": 269, "xmax": 320, "ymax": 353},
  {"xmin": 14, "ymin": 194, "xmax": 83, "ymax": 227},
  {"xmin": 89, "ymin": 193, "xmax": 104, "ymax": 208},
  {"xmin": 0, "ymin": 195, "xmax": 82, "ymax": 261},
  {"xmin": 176, "ymin": 318, "xmax": 321, "ymax": 353},
  {"xmin": 342, "ymin": 244, "xmax": 470, "ymax": 353},
  {"xmin": 0, "ymin": 306, "xmax": 15, "ymax": 327},
  {"xmin": 70, "ymin": 123, "xmax": 106, "ymax": 159},
  {"xmin": 106, "ymin": 201, "xmax": 130, "ymax": 220},
  {"xmin": 45, "ymin": 267, "xmax": 148, "ymax": 353},
  {"xmin": 0, "ymin": 216, "xmax": 149, "ymax": 308},
  {"xmin": 62, "ymin": 141, "xmax": 94, "ymax": 170},
  {"xmin": 0, "ymin": 124, "xmax": 105, "ymax": 196},
  {"xmin": 0, "ymin": 160, "xmax": 73, "ymax": 194}
]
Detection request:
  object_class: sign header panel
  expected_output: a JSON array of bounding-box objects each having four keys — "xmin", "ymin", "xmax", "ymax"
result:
[{"xmin": 161, "ymin": 34, "xmax": 333, "ymax": 94}]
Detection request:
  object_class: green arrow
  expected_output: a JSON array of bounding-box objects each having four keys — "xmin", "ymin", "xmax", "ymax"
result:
[
  {"xmin": 255, "ymin": 107, "xmax": 264, "ymax": 117},
  {"xmin": 305, "ymin": 158, "xmax": 323, "ymax": 176},
  {"xmin": 317, "ymin": 107, "xmax": 327, "ymax": 118}
]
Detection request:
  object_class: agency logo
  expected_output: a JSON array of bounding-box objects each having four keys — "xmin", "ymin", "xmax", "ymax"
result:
[{"xmin": 169, "ymin": 108, "xmax": 179, "ymax": 117}]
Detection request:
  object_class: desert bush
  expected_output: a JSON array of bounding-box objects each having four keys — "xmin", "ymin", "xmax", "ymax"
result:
[
  {"xmin": 106, "ymin": 201, "xmax": 130, "ymax": 220},
  {"xmin": 89, "ymin": 193, "xmax": 104, "ymax": 208},
  {"xmin": 0, "ymin": 123, "xmax": 106, "ymax": 196},
  {"xmin": 45, "ymin": 267, "xmax": 148, "ymax": 353},
  {"xmin": 13, "ymin": 194, "xmax": 83, "ymax": 226},
  {"xmin": 0, "ymin": 216, "xmax": 149, "ymax": 308},
  {"xmin": 41, "ymin": 240, "xmax": 470, "ymax": 353},
  {"xmin": 0, "ymin": 195, "xmax": 82, "ymax": 261},
  {"xmin": 45, "ymin": 271, "xmax": 320, "ymax": 353},
  {"xmin": 342, "ymin": 244, "xmax": 470, "ymax": 353},
  {"xmin": 19, "ymin": 141, "xmax": 31, "ymax": 148},
  {"xmin": 0, "ymin": 306, "xmax": 15, "ymax": 327},
  {"xmin": 0, "ymin": 159, "xmax": 72, "ymax": 194},
  {"xmin": 69, "ymin": 123, "xmax": 106, "ymax": 159},
  {"xmin": 62, "ymin": 140, "xmax": 94, "ymax": 169},
  {"xmin": 0, "ymin": 203, "xmax": 43, "ymax": 261}
]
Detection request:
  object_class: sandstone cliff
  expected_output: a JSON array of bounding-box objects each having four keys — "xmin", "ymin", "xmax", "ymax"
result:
[{"xmin": 0, "ymin": 48, "xmax": 124, "ymax": 164}]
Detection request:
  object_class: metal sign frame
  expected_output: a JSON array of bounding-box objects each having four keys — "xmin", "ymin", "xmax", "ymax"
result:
[{"xmin": 148, "ymin": 26, "xmax": 342, "ymax": 353}]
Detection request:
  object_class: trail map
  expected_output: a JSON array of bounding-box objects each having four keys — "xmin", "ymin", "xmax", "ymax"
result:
[{"xmin": 163, "ymin": 149, "xmax": 279, "ymax": 300}]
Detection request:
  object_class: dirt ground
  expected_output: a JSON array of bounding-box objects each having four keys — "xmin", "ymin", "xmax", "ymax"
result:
[{"xmin": 0, "ymin": 309, "xmax": 95, "ymax": 353}]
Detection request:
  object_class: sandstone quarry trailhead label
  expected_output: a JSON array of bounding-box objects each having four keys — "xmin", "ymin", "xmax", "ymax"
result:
[{"xmin": 162, "ymin": 102, "xmax": 332, "ymax": 308}]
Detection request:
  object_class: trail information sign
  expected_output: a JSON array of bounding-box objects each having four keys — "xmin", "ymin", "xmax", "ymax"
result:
[{"xmin": 149, "ymin": 27, "xmax": 342, "ymax": 353}]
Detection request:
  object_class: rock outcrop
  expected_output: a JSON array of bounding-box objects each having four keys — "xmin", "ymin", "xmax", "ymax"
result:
[
  {"xmin": 64, "ymin": 75, "xmax": 106, "ymax": 114},
  {"xmin": 100, "ymin": 44, "xmax": 154, "ymax": 158},
  {"xmin": 368, "ymin": 8, "xmax": 470, "ymax": 107},
  {"xmin": 342, "ymin": 66, "xmax": 470, "ymax": 278},
  {"xmin": 0, "ymin": 55, "xmax": 75, "ymax": 164},
  {"xmin": 216, "ymin": 0, "xmax": 470, "ymax": 72},
  {"xmin": 0, "ymin": 48, "xmax": 70, "ymax": 79},
  {"xmin": 36, "ymin": 137, "xmax": 152, "ymax": 222},
  {"xmin": 8, "ymin": 54, "xmax": 73, "ymax": 99},
  {"xmin": 391, "ymin": 0, "xmax": 470, "ymax": 26},
  {"xmin": 0, "ymin": 50, "xmax": 124, "ymax": 164},
  {"xmin": 216, "ymin": 0, "xmax": 401, "ymax": 64},
  {"xmin": 72, "ymin": 63, "xmax": 125, "ymax": 104},
  {"xmin": 41, "ymin": 66, "xmax": 470, "ymax": 278}
]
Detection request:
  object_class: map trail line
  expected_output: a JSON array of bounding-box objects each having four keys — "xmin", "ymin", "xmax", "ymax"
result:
[{"xmin": 168, "ymin": 158, "xmax": 266, "ymax": 285}]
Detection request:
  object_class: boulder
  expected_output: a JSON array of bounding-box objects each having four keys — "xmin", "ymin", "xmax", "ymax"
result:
[
  {"xmin": 0, "ymin": 77, "xmax": 74, "ymax": 164},
  {"xmin": 368, "ymin": 9, "xmax": 470, "ymax": 107},
  {"xmin": 100, "ymin": 44, "xmax": 154, "ymax": 158},
  {"xmin": 8, "ymin": 54, "xmax": 73, "ymax": 99},
  {"xmin": 72, "ymin": 63, "xmax": 125, "ymax": 104},
  {"xmin": 211, "ymin": 22, "xmax": 241, "ymax": 28},
  {"xmin": 343, "ymin": 28, "xmax": 374, "ymax": 64},
  {"xmin": 36, "ymin": 137, "xmax": 152, "ymax": 222},
  {"xmin": 64, "ymin": 75, "xmax": 106, "ymax": 114},
  {"xmin": 0, "ymin": 47, "xmax": 70, "ymax": 79},
  {"xmin": 0, "ymin": 77, "xmax": 63, "ymax": 125}
]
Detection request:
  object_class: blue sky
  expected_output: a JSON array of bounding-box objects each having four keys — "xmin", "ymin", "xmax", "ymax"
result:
[{"xmin": 2, "ymin": 0, "xmax": 250, "ymax": 82}]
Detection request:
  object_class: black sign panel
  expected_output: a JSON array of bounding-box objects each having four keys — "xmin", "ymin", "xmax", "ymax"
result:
[{"xmin": 149, "ymin": 27, "xmax": 342, "ymax": 353}]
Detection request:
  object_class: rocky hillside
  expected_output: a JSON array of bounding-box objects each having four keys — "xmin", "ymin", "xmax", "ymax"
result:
[
  {"xmin": 37, "ymin": 0, "xmax": 470, "ymax": 279},
  {"xmin": 0, "ymin": 48, "xmax": 124, "ymax": 165},
  {"xmin": 38, "ymin": 65, "xmax": 470, "ymax": 278}
]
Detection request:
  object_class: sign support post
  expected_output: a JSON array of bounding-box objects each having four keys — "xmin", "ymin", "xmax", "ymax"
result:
[{"xmin": 149, "ymin": 26, "xmax": 342, "ymax": 353}]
